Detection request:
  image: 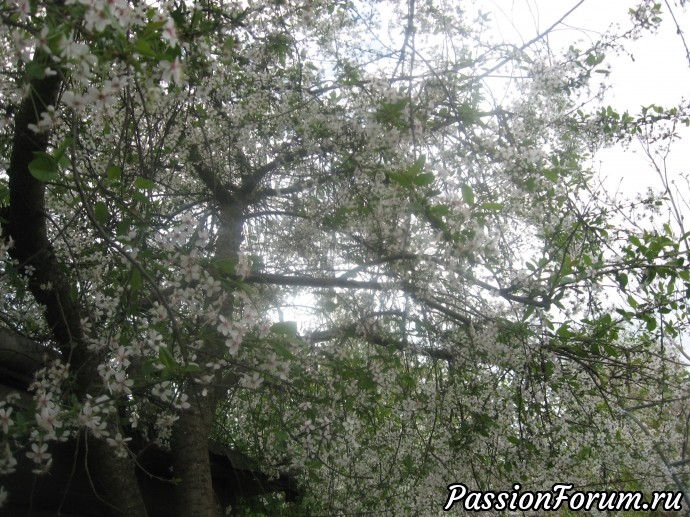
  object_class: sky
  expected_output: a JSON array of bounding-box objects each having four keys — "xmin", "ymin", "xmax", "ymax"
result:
[
  {"xmin": 484, "ymin": 0, "xmax": 690, "ymax": 109},
  {"xmin": 481, "ymin": 0, "xmax": 690, "ymax": 207}
]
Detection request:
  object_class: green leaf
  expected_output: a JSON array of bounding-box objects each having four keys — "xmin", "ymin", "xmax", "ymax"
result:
[
  {"xmin": 116, "ymin": 220, "xmax": 130, "ymax": 237},
  {"xmin": 543, "ymin": 169, "xmax": 559, "ymax": 182},
  {"xmin": 616, "ymin": 273, "xmax": 628, "ymax": 290},
  {"xmin": 271, "ymin": 321, "xmax": 298, "ymax": 337},
  {"xmin": 461, "ymin": 184, "xmax": 475, "ymax": 205},
  {"xmin": 274, "ymin": 429, "xmax": 289, "ymax": 451},
  {"xmin": 107, "ymin": 165, "xmax": 122, "ymax": 181},
  {"xmin": 507, "ymin": 435, "xmax": 520, "ymax": 446},
  {"xmin": 26, "ymin": 61, "xmax": 46, "ymax": 79},
  {"xmin": 94, "ymin": 201, "xmax": 108, "ymax": 226},
  {"xmin": 603, "ymin": 344, "xmax": 619, "ymax": 357},
  {"xmin": 522, "ymin": 305, "xmax": 535, "ymax": 321},
  {"xmin": 158, "ymin": 347, "xmax": 177, "ymax": 370},
  {"xmin": 585, "ymin": 53, "xmax": 604, "ymax": 66},
  {"xmin": 304, "ymin": 458, "xmax": 322, "ymax": 470},
  {"xmin": 600, "ymin": 313, "xmax": 612, "ymax": 326},
  {"xmin": 132, "ymin": 191, "xmax": 149, "ymax": 205},
  {"xmin": 388, "ymin": 172, "xmax": 413, "ymax": 189},
  {"xmin": 413, "ymin": 172, "xmax": 435, "ymax": 186},
  {"xmin": 556, "ymin": 323, "xmax": 574, "ymax": 339},
  {"xmin": 135, "ymin": 38, "xmax": 158, "ymax": 57},
  {"xmin": 28, "ymin": 153, "xmax": 59, "ymax": 182},
  {"xmin": 269, "ymin": 339, "xmax": 297, "ymax": 360},
  {"xmin": 130, "ymin": 268, "xmax": 142, "ymax": 295},
  {"xmin": 402, "ymin": 454, "xmax": 414, "ymax": 474},
  {"xmin": 135, "ymin": 177, "xmax": 155, "ymax": 190},
  {"xmin": 428, "ymin": 204, "xmax": 450, "ymax": 217},
  {"xmin": 53, "ymin": 137, "xmax": 74, "ymax": 161},
  {"xmin": 356, "ymin": 370, "xmax": 376, "ymax": 390},
  {"xmin": 479, "ymin": 202, "xmax": 503, "ymax": 211},
  {"xmin": 408, "ymin": 154, "xmax": 426, "ymax": 176},
  {"xmin": 214, "ymin": 258, "xmax": 238, "ymax": 275}
]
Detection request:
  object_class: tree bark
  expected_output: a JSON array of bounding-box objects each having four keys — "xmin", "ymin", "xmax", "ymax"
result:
[
  {"xmin": 171, "ymin": 386, "xmax": 222, "ymax": 517},
  {"xmin": 87, "ymin": 437, "xmax": 151, "ymax": 517}
]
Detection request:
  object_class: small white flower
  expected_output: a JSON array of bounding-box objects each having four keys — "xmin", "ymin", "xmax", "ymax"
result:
[
  {"xmin": 162, "ymin": 18, "xmax": 179, "ymax": 47},
  {"xmin": 79, "ymin": 402, "xmax": 102, "ymax": 430},
  {"xmin": 61, "ymin": 90, "xmax": 89, "ymax": 111},
  {"xmin": 195, "ymin": 229, "xmax": 210, "ymax": 248},
  {"xmin": 36, "ymin": 407, "xmax": 61, "ymax": 432},
  {"xmin": 114, "ymin": 346, "xmax": 131, "ymax": 368},
  {"xmin": 84, "ymin": 6, "xmax": 111, "ymax": 32},
  {"xmin": 15, "ymin": 0, "xmax": 30, "ymax": 18},
  {"xmin": 235, "ymin": 253, "xmax": 251, "ymax": 279},
  {"xmin": 0, "ymin": 408, "xmax": 13, "ymax": 434},
  {"xmin": 159, "ymin": 57, "xmax": 183, "ymax": 85},
  {"xmin": 109, "ymin": 371, "xmax": 133, "ymax": 395},
  {"xmin": 217, "ymin": 315, "xmax": 233, "ymax": 336},
  {"xmin": 240, "ymin": 372, "xmax": 263, "ymax": 390},
  {"xmin": 106, "ymin": 433, "xmax": 131, "ymax": 458},
  {"xmin": 302, "ymin": 419, "xmax": 315, "ymax": 433},
  {"xmin": 0, "ymin": 444, "xmax": 17, "ymax": 475},
  {"xmin": 152, "ymin": 381, "xmax": 172, "ymax": 402},
  {"xmin": 225, "ymin": 338, "xmax": 241, "ymax": 356},
  {"xmin": 26, "ymin": 442, "xmax": 50, "ymax": 464},
  {"xmin": 176, "ymin": 393, "xmax": 191, "ymax": 409}
]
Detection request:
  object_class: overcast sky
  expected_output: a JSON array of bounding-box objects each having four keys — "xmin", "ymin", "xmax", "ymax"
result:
[{"xmin": 481, "ymin": 0, "xmax": 690, "ymax": 200}]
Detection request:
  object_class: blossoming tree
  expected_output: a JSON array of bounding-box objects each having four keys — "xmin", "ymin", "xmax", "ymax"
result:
[{"xmin": 1, "ymin": 0, "xmax": 689, "ymax": 515}]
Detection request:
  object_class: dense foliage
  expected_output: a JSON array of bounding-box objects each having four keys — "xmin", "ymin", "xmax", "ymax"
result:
[{"xmin": 1, "ymin": 0, "xmax": 690, "ymax": 515}]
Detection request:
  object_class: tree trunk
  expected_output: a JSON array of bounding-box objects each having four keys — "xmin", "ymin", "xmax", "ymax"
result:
[
  {"xmin": 171, "ymin": 164, "xmax": 246, "ymax": 517},
  {"xmin": 88, "ymin": 437, "xmax": 150, "ymax": 517},
  {"xmin": 172, "ymin": 386, "xmax": 221, "ymax": 517}
]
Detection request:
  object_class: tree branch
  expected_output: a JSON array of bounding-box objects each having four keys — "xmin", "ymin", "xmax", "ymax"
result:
[
  {"xmin": 245, "ymin": 272, "xmax": 386, "ymax": 290},
  {"xmin": 308, "ymin": 324, "xmax": 454, "ymax": 362},
  {"xmin": 189, "ymin": 144, "xmax": 236, "ymax": 206}
]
